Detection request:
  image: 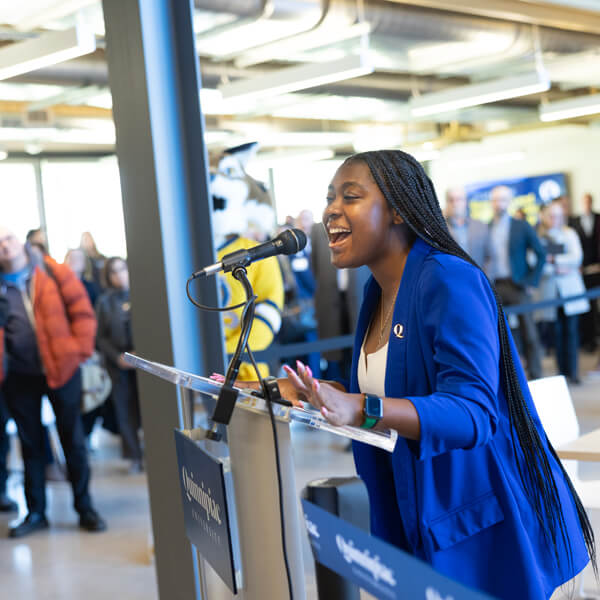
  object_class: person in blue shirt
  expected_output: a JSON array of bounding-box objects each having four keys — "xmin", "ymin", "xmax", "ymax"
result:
[{"xmin": 282, "ymin": 150, "xmax": 595, "ymax": 599}]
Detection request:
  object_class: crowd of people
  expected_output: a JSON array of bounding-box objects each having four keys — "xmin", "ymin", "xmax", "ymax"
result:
[
  {"xmin": 444, "ymin": 186, "xmax": 600, "ymax": 385},
  {"xmin": 272, "ymin": 185, "xmax": 600, "ymax": 390},
  {"xmin": 0, "ymin": 227, "xmax": 141, "ymax": 538},
  {"xmin": 1, "ymin": 177, "xmax": 598, "ymax": 546}
]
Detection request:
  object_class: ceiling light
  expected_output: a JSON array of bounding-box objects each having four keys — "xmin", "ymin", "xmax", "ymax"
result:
[
  {"xmin": 27, "ymin": 85, "xmax": 105, "ymax": 111},
  {"xmin": 235, "ymin": 22, "xmax": 372, "ymax": 68},
  {"xmin": 410, "ymin": 69, "xmax": 550, "ymax": 117},
  {"xmin": 218, "ymin": 53, "xmax": 374, "ymax": 103},
  {"xmin": 4, "ymin": 0, "xmax": 98, "ymax": 30},
  {"xmin": 539, "ymin": 93, "xmax": 600, "ymax": 122},
  {"xmin": 0, "ymin": 82, "xmax": 65, "ymax": 101},
  {"xmin": 0, "ymin": 24, "xmax": 96, "ymax": 82},
  {"xmin": 273, "ymin": 95, "xmax": 390, "ymax": 121}
]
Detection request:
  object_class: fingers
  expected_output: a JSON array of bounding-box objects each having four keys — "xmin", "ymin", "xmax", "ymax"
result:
[
  {"xmin": 282, "ymin": 365, "xmax": 309, "ymax": 394},
  {"xmin": 295, "ymin": 360, "xmax": 326, "ymax": 409},
  {"xmin": 295, "ymin": 360, "xmax": 315, "ymax": 389},
  {"xmin": 210, "ymin": 373, "xmax": 226, "ymax": 383}
]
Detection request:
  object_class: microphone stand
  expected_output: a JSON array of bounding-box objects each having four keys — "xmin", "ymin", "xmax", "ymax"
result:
[{"xmin": 206, "ymin": 265, "xmax": 290, "ymax": 441}]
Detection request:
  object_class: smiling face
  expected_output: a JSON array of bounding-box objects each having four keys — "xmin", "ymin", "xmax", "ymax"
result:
[{"xmin": 323, "ymin": 160, "xmax": 403, "ymax": 269}]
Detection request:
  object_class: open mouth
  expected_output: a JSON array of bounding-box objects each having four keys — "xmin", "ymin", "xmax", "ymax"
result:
[{"xmin": 328, "ymin": 227, "xmax": 352, "ymax": 246}]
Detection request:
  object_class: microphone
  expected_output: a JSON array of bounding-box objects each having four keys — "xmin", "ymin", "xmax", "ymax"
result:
[{"xmin": 193, "ymin": 228, "xmax": 307, "ymax": 278}]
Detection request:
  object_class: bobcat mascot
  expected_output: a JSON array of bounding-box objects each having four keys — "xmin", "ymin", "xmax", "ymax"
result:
[{"xmin": 210, "ymin": 142, "xmax": 284, "ymax": 380}]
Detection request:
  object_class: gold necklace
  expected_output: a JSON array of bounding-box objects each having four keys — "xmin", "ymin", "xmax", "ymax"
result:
[{"xmin": 378, "ymin": 293, "xmax": 396, "ymax": 347}]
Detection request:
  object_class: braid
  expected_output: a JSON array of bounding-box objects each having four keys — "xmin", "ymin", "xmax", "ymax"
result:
[{"xmin": 348, "ymin": 149, "xmax": 596, "ymax": 577}]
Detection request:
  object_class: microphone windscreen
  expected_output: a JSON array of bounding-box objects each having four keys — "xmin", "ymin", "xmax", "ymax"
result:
[{"xmin": 279, "ymin": 228, "xmax": 307, "ymax": 255}]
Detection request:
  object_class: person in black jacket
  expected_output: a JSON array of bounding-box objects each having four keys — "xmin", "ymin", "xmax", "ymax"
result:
[
  {"xmin": 95, "ymin": 257, "xmax": 142, "ymax": 473},
  {"xmin": 573, "ymin": 193, "xmax": 600, "ymax": 352},
  {"xmin": 0, "ymin": 293, "xmax": 17, "ymax": 512}
]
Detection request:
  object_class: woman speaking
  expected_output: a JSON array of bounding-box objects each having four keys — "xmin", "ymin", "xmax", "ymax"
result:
[{"xmin": 281, "ymin": 150, "xmax": 594, "ymax": 599}]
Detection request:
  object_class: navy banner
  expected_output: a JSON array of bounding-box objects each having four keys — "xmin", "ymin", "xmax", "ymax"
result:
[
  {"xmin": 465, "ymin": 172, "xmax": 567, "ymax": 225},
  {"xmin": 302, "ymin": 500, "xmax": 495, "ymax": 600},
  {"xmin": 174, "ymin": 430, "xmax": 239, "ymax": 593}
]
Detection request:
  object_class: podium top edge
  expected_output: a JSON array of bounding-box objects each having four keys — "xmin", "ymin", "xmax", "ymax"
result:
[{"xmin": 123, "ymin": 353, "xmax": 398, "ymax": 452}]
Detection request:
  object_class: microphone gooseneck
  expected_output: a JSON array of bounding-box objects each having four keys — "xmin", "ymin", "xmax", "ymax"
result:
[{"xmin": 192, "ymin": 228, "xmax": 307, "ymax": 279}]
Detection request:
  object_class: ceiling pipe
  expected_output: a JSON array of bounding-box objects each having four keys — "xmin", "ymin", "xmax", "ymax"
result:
[
  {"xmin": 194, "ymin": 0, "xmax": 324, "ymax": 59},
  {"xmin": 232, "ymin": 0, "xmax": 364, "ymax": 67},
  {"xmin": 383, "ymin": 0, "xmax": 600, "ymax": 35}
]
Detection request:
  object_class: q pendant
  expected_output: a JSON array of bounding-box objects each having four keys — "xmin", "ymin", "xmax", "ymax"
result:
[{"xmin": 393, "ymin": 323, "xmax": 405, "ymax": 339}]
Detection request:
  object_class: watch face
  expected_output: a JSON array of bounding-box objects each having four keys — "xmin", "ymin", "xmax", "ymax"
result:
[{"xmin": 365, "ymin": 395, "xmax": 383, "ymax": 419}]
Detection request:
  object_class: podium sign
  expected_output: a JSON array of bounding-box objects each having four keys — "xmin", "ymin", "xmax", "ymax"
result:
[
  {"xmin": 302, "ymin": 500, "xmax": 496, "ymax": 600},
  {"xmin": 174, "ymin": 430, "xmax": 240, "ymax": 593}
]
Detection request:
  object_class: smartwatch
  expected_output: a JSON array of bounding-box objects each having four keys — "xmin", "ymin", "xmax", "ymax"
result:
[{"xmin": 360, "ymin": 394, "xmax": 383, "ymax": 429}]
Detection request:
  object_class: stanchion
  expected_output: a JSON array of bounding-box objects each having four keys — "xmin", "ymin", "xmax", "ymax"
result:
[{"xmin": 302, "ymin": 477, "xmax": 370, "ymax": 600}]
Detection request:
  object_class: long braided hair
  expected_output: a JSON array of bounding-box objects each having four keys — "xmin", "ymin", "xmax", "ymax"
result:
[{"xmin": 347, "ymin": 149, "xmax": 596, "ymax": 576}]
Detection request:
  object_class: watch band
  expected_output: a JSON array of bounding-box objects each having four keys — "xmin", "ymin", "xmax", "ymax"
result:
[{"xmin": 360, "ymin": 415, "xmax": 379, "ymax": 430}]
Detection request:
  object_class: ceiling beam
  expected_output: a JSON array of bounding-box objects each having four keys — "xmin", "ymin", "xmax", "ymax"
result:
[{"xmin": 385, "ymin": 0, "xmax": 600, "ymax": 34}]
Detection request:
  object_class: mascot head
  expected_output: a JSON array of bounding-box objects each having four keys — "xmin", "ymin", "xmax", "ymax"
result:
[{"xmin": 210, "ymin": 142, "xmax": 276, "ymax": 246}]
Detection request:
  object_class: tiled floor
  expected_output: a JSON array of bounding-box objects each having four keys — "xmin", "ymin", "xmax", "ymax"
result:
[{"xmin": 1, "ymin": 352, "xmax": 599, "ymax": 599}]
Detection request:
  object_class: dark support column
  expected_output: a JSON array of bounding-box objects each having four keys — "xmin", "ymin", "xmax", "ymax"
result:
[{"xmin": 101, "ymin": 1, "xmax": 225, "ymax": 598}]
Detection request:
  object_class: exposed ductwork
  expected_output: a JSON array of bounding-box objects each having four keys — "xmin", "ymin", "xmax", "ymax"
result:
[
  {"xmin": 5, "ymin": 0, "xmax": 600, "ymax": 91},
  {"xmin": 0, "ymin": 0, "xmax": 599, "ymax": 158}
]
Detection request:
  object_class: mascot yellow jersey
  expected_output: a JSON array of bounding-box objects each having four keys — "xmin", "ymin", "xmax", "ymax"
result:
[{"xmin": 217, "ymin": 235, "xmax": 284, "ymax": 380}]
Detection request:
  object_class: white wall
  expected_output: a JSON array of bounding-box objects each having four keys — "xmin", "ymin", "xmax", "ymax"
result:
[{"xmin": 429, "ymin": 123, "xmax": 600, "ymax": 215}]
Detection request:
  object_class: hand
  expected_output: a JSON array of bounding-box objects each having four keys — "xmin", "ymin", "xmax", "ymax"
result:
[
  {"xmin": 283, "ymin": 361, "xmax": 364, "ymax": 427},
  {"xmin": 210, "ymin": 372, "xmax": 259, "ymax": 389},
  {"xmin": 117, "ymin": 353, "xmax": 134, "ymax": 370}
]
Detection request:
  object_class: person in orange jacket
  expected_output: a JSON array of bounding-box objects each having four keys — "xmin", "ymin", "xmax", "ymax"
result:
[{"xmin": 0, "ymin": 226, "xmax": 106, "ymax": 537}]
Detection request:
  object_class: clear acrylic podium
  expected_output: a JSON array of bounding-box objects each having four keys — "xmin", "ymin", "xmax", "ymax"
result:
[{"xmin": 125, "ymin": 353, "xmax": 397, "ymax": 600}]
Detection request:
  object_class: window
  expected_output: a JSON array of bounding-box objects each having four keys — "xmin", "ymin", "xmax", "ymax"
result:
[
  {"xmin": 0, "ymin": 162, "xmax": 40, "ymax": 241},
  {"xmin": 270, "ymin": 159, "xmax": 342, "ymax": 224},
  {"xmin": 41, "ymin": 157, "xmax": 127, "ymax": 261}
]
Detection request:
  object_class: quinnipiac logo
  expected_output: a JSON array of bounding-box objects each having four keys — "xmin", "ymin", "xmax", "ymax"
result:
[
  {"xmin": 336, "ymin": 535, "xmax": 397, "ymax": 586},
  {"xmin": 181, "ymin": 466, "xmax": 222, "ymax": 525}
]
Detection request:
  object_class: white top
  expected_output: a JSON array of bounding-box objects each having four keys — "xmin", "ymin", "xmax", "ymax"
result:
[
  {"xmin": 358, "ymin": 339, "xmax": 388, "ymax": 397},
  {"xmin": 581, "ymin": 213, "xmax": 594, "ymax": 238}
]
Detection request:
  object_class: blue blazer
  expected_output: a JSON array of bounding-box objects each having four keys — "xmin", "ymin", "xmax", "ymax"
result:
[
  {"xmin": 352, "ymin": 238, "xmax": 588, "ymax": 600},
  {"xmin": 506, "ymin": 217, "xmax": 546, "ymax": 287}
]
